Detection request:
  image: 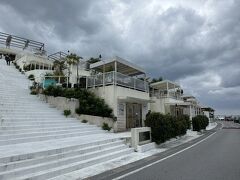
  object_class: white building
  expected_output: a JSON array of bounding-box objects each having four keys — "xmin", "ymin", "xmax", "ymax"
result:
[
  {"xmin": 87, "ymin": 56, "xmax": 151, "ymax": 132},
  {"xmin": 149, "ymin": 81, "xmax": 203, "ymax": 120},
  {"xmin": 182, "ymin": 95, "xmax": 202, "ymax": 120},
  {"xmin": 201, "ymin": 107, "xmax": 215, "ymax": 122},
  {"xmin": 150, "ymin": 80, "xmax": 187, "ymax": 116}
]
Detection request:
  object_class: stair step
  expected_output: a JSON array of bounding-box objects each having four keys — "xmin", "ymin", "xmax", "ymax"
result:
[
  {"xmin": 0, "ymin": 123, "xmax": 89, "ymax": 130},
  {"xmin": 0, "ymin": 140, "xmax": 124, "ymax": 172},
  {"xmin": 0, "ymin": 130, "xmax": 105, "ymax": 146},
  {"xmin": 0, "ymin": 125, "xmax": 94, "ymax": 135},
  {"xmin": 0, "ymin": 127, "xmax": 99, "ymax": 140},
  {"xmin": 11, "ymin": 148, "xmax": 133, "ymax": 180},
  {"xmin": 0, "ymin": 145, "xmax": 128, "ymax": 179},
  {"xmin": 0, "ymin": 138, "xmax": 120, "ymax": 163}
]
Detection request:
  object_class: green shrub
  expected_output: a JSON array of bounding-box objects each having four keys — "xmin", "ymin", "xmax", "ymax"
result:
[
  {"xmin": 42, "ymin": 86, "xmax": 113, "ymax": 118},
  {"xmin": 102, "ymin": 122, "xmax": 111, "ymax": 131},
  {"xmin": 43, "ymin": 85, "xmax": 63, "ymax": 97},
  {"xmin": 145, "ymin": 112, "xmax": 190, "ymax": 144},
  {"xmin": 81, "ymin": 119, "xmax": 88, "ymax": 123},
  {"xmin": 64, "ymin": 110, "xmax": 71, "ymax": 117},
  {"xmin": 63, "ymin": 88, "xmax": 75, "ymax": 99},
  {"xmin": 30, "ymin": 91, "xmax": 37, "ymax": 95},
  {"xmin": 192, "ymin": 115, "xmax": 209, "ymax": 132},
  {"xmin": 28, "ymin": 74, "xmax": 35, "ymax": 80}
]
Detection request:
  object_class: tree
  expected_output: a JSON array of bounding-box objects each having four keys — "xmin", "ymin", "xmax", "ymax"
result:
[
  {"xmin": 151, "ymin": 77, "xmax": 163, "ymax": 83},
  {"xmin": 53, "ymin": 59, "xmax": 66, "ymax": 76},
  {"xmin": 66, "ymin": 53, "xmax": 83, "ymax": 85},
  {"xmin": 87, "ymin": 57, "xmax": 100, "ymax": 64}
]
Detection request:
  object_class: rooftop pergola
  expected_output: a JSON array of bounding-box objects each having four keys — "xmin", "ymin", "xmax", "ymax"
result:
[
  {"xmin": 90, "ymin": 56, "xmax": 146, "ymax": 76},
  {"xmin": 0, "ymin": 32, "xmax": 44, "ymax": 51},
  {"xmin": 48, "ymin": 51, "xmax": 68, "ymax": 61},
  {"xmin": 150, "ymin": 80, "xmax": 180, "ymax": 90}
]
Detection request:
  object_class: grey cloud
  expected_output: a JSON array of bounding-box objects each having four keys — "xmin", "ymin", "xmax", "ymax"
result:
[{"xmin": 0, "ymin": 0, "xmax": 239, "ymax": 114}]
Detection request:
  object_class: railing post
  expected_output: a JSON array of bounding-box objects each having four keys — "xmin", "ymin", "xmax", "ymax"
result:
[
  {"xmin": 114, "ymin": 71, "xmax": 117, "ymax": 86},
  {"xmin": 134, "ymin": 79, "xmax": 136, "ymax": 89}
]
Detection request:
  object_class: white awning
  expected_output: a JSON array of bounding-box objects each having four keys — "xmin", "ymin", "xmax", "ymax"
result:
[
  {"xmin": 90, "ymin": 56, "xmax": 146, "ymax": 76},
  {"xmin": 118, "ymin": 96, "xmax": 154, "ymax": 103}
]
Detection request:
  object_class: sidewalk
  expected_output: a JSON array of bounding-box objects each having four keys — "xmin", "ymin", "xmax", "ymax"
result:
[{"xmin": 59, "ymin": 123, "xmax": 218, "ymax": 179}]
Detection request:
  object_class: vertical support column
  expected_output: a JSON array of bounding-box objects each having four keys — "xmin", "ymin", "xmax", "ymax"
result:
[
  {"xmin": 134, "ymin": 79, "xmax": 136, "ymax": 89},
  {"xmin": 114, "ymin": 61, "xmax": 117, "ymax": 86},
  {"xmin": 43, "ymin": 76, "xmax": 45, "ymax": 89},
  {"xmin": 189, "ymin": 105, "xmax": 192, "ymax": 120},
  {"xmin": 166, "ymin": 81, "xmax": 169, "ymax": 98}
]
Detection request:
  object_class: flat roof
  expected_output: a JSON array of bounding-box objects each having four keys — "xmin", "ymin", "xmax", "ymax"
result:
[
  {"xmin": 150, "ymin": 80, "xmax": 180, "ymax": 90},
  {"xmin": 90, "ymin": 56, "xmax": 146, "ymax": 76}
]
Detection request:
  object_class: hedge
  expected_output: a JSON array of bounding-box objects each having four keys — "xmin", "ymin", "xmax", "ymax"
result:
[
  {"xmin": 145, "ymin": 112, "xmax": 190, "ymax": 144},
  {"xmin": 43, "ymin": 86, "xmax": 113, "ymax": 118},
  {"xmin": 192, "ymin": 115, "xmax": 209, "ymax": 132}
]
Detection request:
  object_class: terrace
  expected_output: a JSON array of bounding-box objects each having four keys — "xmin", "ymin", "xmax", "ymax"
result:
[
  {"xmin": 87, "ymin": 56, "xmax": 149, "ymax": 92},
  {"xmin": 150, "ymin": 80, "xmax": 183, "ymax": 100},
  {"xmin": 0, "ymin": 32, "xmax": 45, "ymax": 55}
]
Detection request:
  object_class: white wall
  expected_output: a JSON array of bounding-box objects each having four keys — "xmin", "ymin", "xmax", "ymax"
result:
[
  {"xmin": 25, "ymin": 70, "xmax": 53, "ymax": 83},
  {"xmin": 150, "ymin": 97, "xmax": 165, "ymax": 114},
  {"xmin": 65, "ymin": 64, "xmax": 91, "ymax": 85},
  {"xmin": 90, "ymin": 85, "xmax": 150, "ymax": 131}
]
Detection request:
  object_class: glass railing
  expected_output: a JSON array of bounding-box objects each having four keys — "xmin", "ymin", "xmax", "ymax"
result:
[
  {"xmin": 87, "ymin": 71, "xmax": 149, "ymax": 92},
  {"xmin": 150, "ymin": 90, "xmax": 183, "ymax": 100}
]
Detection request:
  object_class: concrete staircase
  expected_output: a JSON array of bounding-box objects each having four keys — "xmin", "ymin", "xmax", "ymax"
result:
[{"xmin": 0, "ymin": 59, "xmax": 133, "ymax": 180}]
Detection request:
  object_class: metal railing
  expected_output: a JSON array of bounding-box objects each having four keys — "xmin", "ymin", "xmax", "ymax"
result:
[
  {"xmin": 0, "ymin": 32, "xmax": 45, "ymax": 52},
  {"xmin": 87, "ymin": 71, "xmax": 149, "ymax": 92}
]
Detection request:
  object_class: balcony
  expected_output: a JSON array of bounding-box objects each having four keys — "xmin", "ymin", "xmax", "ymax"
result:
[
  {"xmin": 87, "ymin": 71, "xmax": 149, "ymax": 92},
  {"xmin": 150, "ymin": 90, "xmax": 183, "ymax": 100}
]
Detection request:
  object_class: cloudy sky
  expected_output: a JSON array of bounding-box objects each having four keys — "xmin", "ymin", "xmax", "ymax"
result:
[{"xmin": 0, "ymin": 0, "xmax": 239, "ymax": 115}]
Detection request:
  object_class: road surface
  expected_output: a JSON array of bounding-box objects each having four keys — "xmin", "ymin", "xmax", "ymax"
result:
[{"xmin": 89, "ymin": 121, "xmax": 240, "ymax": 180}]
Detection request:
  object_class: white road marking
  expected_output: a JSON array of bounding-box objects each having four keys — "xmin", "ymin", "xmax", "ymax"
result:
[{"xmin": 113, "ymin": 132, "xmax": 217, "ymax": 180}]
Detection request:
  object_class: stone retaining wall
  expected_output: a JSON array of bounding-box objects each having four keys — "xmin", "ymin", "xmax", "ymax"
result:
[{"xmin": 38, "ymin": 94, "xmax": 117, "ymax": 132}]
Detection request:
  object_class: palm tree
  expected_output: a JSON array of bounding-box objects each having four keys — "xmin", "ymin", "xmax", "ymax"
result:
[
  {"xmin": 53, "ymin": 59, "xmax": 66, "ymax": 76},
  {"xmin": 66, "ymin": 53, "xmax": 83, "ymax": 86}
]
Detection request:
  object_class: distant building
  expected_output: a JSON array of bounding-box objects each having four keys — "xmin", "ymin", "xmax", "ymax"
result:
[{"xmin": 201, "ymin": 107, "xmax": 215, "ymax": 122}]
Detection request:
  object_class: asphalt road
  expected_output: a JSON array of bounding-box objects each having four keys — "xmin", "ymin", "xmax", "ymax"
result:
[{"xmin": 89, "ymin": 122, "xmax": 240, "ymax": 180}]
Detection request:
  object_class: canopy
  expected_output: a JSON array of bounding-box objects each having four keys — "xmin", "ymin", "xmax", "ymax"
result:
[
  {"xmin": 90, "ymin": 56, "xmax": 146, "ymax": 76},
  {"xmin": 150, "ymin": 80, "xmax": 180, "ymax": 90}
]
